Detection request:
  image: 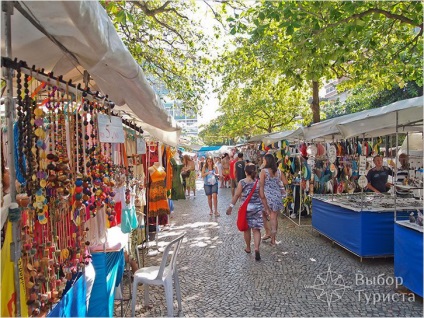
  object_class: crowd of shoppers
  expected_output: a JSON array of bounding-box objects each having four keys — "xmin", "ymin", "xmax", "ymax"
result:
[{"xmin": 179, "ymin": 150, "xmax": 289, "ymax": 261}]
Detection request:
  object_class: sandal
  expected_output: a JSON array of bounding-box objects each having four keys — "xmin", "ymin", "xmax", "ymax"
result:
[
  {"xmin": 209, "ymin": 211, "xmax": 213, "ymax": 216},
  {"xmin": 255, "ymin": 251, "xmax": 261, "ymax": 261},
  {"xmin": 215, "ymin": 212, "xmax": 220, "ymax": 217},
  {"xmin": 244, "ymin": 248, "xmax": 251, "ymax": 254},
  {"xmin": 261, "ymin": 235, "xmax": 271, "ymax": 241}
]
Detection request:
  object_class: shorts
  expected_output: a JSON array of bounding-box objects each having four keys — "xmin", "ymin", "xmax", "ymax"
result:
[
  {"xmin": 222, "ymin": 169, "xmax": 230, "ymax": 181},
  {"xmin": 204, "ymin": 183, "xmax": 218, "ymax": 196}
]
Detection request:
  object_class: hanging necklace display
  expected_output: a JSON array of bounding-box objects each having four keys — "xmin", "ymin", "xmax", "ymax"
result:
[
  {"xmin": 24, "ymin": 74, "xmax": 37, "ymax": 196},
  {"xmin": 23, "ymin": 74, "xmax": 30, "ymax": 186},
  {"xmin": 16, "ymin": 68, "xmax": 27, "ymax": 184},
  {"xmin": 5, "ymin": 59, "xmax": 145, "ymax": 315}
]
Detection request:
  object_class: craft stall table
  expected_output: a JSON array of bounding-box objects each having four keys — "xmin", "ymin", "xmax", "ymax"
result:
[
  {"xmin": 394, "ymin": 220, "xmax": 423, "ymax": 297},
  {"xmin": 312, "ymin": 194, "xmax": 423, "ymax": 259},
  {"xmin": 47, "ymin": 274, "xmax": 87, "ymax": 317},
  {"xmin": 87, "ymin": 227, "xmax": 127, "ymax": 317}
]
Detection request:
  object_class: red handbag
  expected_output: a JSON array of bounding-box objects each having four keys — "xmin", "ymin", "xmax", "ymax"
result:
[{"xmin": 237, "ymin": 180, "xmax": 258, "ymax": 232}]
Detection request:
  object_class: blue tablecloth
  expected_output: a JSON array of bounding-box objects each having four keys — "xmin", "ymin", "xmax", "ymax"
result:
[
  {"xmin": 48, "ymin": 274, "xmax": 86, "ymax": 317},
  {"xmin": 87, "ymin": 249, "xmax": 125, "ymax": 317},
  {"xmin": 312, "ymin": 198, "xmax": 409, "ymax": 257},
  {"xmin": 394, "ymin": 222, "xmax": 423, "ymax": 297}
]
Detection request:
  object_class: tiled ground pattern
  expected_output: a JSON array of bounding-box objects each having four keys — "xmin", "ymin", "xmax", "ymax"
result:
[{"xmin": 115, "ymin": 180, "xmax": 423, "ymax": 317}]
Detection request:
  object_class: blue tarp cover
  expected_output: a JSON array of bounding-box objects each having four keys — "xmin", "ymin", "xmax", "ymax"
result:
[
  {"xmin": 394, "ymin": 222, "xmax": 423, "ymax": 297},
  {"xmin": 312, "ymin": 198, "xmax": 409, "ymax": 257},
  {"xmin": 48, "ymin": 274, "xmax": 86, "ymax": 317},
  {"xmin": 87, "ymin": 249, "xmax": 125, "ymax": 317},
  {"xmin": 198, "ymin": 146, "xmax": 221, "ymax": 152},
  {"xmin": 197, "ymin": 146, "xmax": 222, "ymax": 158},
  {"xmin": 197, "ymin": 146, "xmax": 221, "ymax": 156}
]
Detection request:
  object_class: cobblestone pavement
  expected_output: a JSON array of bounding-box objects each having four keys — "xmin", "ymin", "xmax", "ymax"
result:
[{"xmin": 116, "ymin": 180, "xmax": 423, "ymax": 317}]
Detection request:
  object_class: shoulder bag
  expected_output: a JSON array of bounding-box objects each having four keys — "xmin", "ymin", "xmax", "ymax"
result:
[{"xmin": 237, "ymin": 180, "xmax": 258, "ymax": 232}]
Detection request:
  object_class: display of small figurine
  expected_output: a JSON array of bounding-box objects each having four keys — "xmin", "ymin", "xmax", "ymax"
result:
[
  {"xmin": 416, "ymin": 211, "xmax": 423, "ymax": 227},
  {"xmin": 409, "ymin": 212, "xmax": 416, "ymax": 223}
]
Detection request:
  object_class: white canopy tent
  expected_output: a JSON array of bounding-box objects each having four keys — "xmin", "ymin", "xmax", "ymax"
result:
[
  {"xmin": 249, "ymin": 96, "xmax": 423, "ymax": 146},
  {"xmin": 400, "ymin": 132, "xmax": 423, "ymax": 157},
  {"xmin": 336, "ymin": 96, "xmax": 423, "ymax": 139},
  {"xmin": 262, "ymin": 128, "xmax": 304, "ymax": 145},
  {"xmin": 1, "ymin": 1, "xmax": 181, "ymax": 146},
  {"xmin": 218, "ymin": 145, "xmax": 236, "ymax": 154},
  {"xmin": 247, "ymin": 132, "xmax": 274, "ymax": 143},
  {"xmin": 302, "ymin": 111, "xmax": 363, "ymax": 141}
]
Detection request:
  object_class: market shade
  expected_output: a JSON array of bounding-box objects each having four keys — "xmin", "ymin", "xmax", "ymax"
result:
[
  {"xmin": 1, "ymin": 1, "xmax": 180, "ymax": 146},
  {"xmin": 302, "ymin": 112, "xmax": 361, "ymax": 141},
  {"xmin": 336, "ymin": 96, "xmax": 423, "ymax": 139},
  {"xmin": 218, "ymin": 145, "xmax": 236, "ymax": 154},
  {"xmin": 400, "ymin": 132, "xmax": 423, "ymax": 157},
  {"xmin": 262, "ymin": 128, "xmax": 304, "ymax": 144},
  {"xmin": 247, "ymin": 132, "xmax": 274, "ymax": 143}
]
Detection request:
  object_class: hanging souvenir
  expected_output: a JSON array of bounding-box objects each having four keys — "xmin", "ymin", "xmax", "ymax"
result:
[
  {"xmin": 316, "ymin": 143, "xmax": 326, "ymax": 157},
  {"xmin": 299, "ymin": 143, "xmax": 307, "ymax": 157},
  {"xmin": 306, "ymin": 144, "xmax": 317, "ymax": 156},
  {"xmin": 358, "ymin": 175, "xmax": 368, "ymax": 189}
]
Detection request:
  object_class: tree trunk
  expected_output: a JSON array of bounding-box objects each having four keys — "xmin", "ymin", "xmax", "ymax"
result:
[{"xmin": 311, "ymin": 80, "xmax": 320, "ymax": 123}]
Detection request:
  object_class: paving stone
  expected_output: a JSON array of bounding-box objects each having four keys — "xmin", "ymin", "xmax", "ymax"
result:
[{"xmin": 115, "ymin": 180, "xmax": 423, "ymax": 317}]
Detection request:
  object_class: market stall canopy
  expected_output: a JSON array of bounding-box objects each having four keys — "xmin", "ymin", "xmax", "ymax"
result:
[
  {"xmin": 180, "ymin": 143, "xmax": 203, "ymax": 151},
  {"xmin": 197, "ymin": 146, "xmax": 221, "ymax": 158},
  {"xmin": 400, "ymin": 132, "xmax": 423, "ymax": 157},
  {"xmin": 262, "ymin": 128, "xmax": 304, "ymax": 145},
  {"xmin": 1, "ymin": 1, "xmax": 180, "ymax": 146},
  {"xmin": 218, "ymin": 145, "xmax": 236, "ymax": 154},
  {"xmin": 336, "ymin": 96, "xmax": 423, "ymax": 139},
  {"xmin": 247, "ymin": 132, "xmax": 274, "ymax": 143},
  {"xmin": 302, "ymin": 112, "xmax": 361, "ymax": 141}
]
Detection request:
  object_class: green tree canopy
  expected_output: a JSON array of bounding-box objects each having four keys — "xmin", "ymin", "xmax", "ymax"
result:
[
  {"xmin": 223, "ymin": 0, "xmax": 423, "ymax": 123},
  {"xmin": 102, "ymin": 0, "xmax": 223, "ymax": 112}
]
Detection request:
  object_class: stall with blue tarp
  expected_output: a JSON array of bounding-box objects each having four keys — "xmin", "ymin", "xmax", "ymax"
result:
[
  {"xmin": 48, "ymin": 274, "xmax": 87, "ymax": 317},
  {"xmin": 197, "ymin": 146, "xmax": 222, "ymax": 158},
  {"xmin": 87, "ymin": 249, "xmax": 125, "ymax": 317},
  {"xmin": 311, "ymin": 196, "xmax": 420, "ymax": 258},
  {"xmin": 394, "ymin": 221, "xmax": 423, "ymax": 297}
]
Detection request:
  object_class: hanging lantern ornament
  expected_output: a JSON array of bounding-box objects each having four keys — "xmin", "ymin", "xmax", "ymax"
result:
[
  {"xmin": 299, "ymin": 143, "xmax": 307, "ymax": 157},
  {"xmin": 306, "ymin": 144, "xmax": 317, "ymax": 157},
  {"xmin": 328, "ymin": 145, "xmax": 337, "ymax": 164},
  {"xmin": 316, "ymin": 143, "xmax": 326, "ymax": 157}
]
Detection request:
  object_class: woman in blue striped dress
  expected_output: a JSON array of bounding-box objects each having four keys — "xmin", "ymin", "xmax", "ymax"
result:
[{"xmin": 226, "ymin": 164, "xmax": 264, "ymax": 261}]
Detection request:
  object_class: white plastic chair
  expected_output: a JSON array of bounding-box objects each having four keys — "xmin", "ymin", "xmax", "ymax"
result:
[{"xmin": 131, "ymin": 232, "xmax": 185, "ymax": 317}]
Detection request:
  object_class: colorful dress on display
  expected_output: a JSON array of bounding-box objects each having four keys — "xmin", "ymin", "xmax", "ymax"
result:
[
  {"xmin": 149, "ymin": 166, "xmax": 170, "ymax": 217},
  {"xmin": 170, "ymin": 158, "xmax": 185, "ymax": 200}
]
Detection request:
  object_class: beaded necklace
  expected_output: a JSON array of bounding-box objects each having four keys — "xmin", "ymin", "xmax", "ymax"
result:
[
  {"xmin": 16, "ymin": 68, "xmax": 27, "ymax": 183},
  {"xmin": 23, "ymin": 74, "xmax": 35, "ymax": 195}
]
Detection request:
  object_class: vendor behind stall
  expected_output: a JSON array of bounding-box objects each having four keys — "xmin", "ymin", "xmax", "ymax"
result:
[{"xmin": 366, "ymin": 155, "xmax": 395, "ymax": 194}]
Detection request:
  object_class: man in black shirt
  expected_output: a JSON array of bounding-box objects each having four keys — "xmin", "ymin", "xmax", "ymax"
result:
[
  {"xmin": 366, "ymin": 155, "xmax": 394, "ymax": 193},
  {"xmin": 235, "ymin": 153, "xmax": 246, "ymax": 182}
]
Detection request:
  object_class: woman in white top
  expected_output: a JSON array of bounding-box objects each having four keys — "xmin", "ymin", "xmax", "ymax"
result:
[{"xmin": 202, "ymin": 157, "xmax": 219, "ymax": 216}]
